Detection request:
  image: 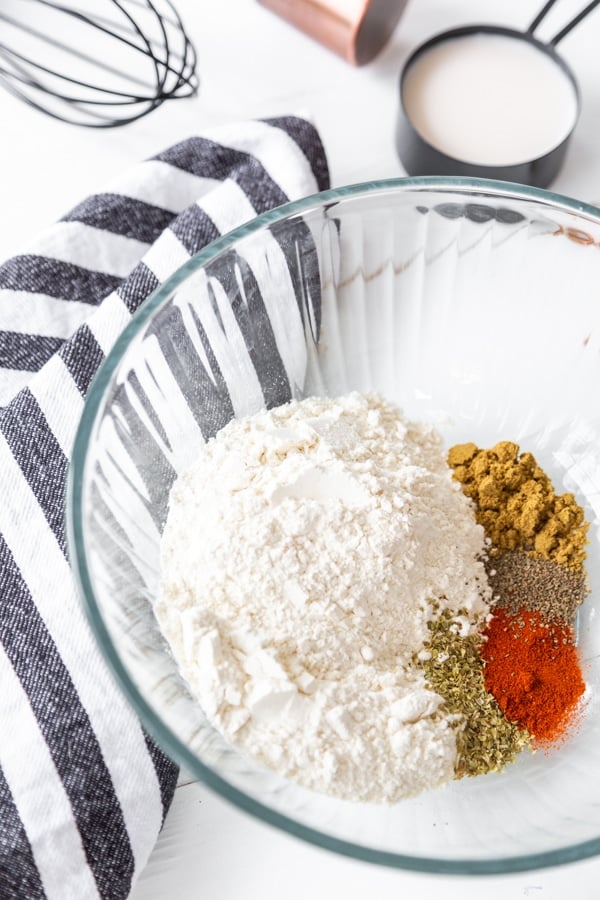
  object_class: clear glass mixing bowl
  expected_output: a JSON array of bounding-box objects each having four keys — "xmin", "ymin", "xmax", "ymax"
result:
[{"xmin": 67, "ymin": 178, "xmax": 600, "ymax": 874}]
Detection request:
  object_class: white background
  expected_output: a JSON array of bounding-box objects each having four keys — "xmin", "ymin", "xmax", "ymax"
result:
[{"xmin": 1, "ymin": 1, "xmax": 600, "ymax": 897}]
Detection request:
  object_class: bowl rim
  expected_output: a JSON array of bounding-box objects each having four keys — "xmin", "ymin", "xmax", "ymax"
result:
[{"xmin": 67, "ymin": 175, "xmax": 600, "ymax": 875}]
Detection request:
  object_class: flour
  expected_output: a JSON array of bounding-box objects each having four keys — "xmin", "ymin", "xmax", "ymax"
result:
[{"xmin": 157, "ymin": 392, "xmax": 492, "ymax": 802}]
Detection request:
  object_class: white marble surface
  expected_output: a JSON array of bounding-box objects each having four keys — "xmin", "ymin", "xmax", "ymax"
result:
[{"xmin": 2, "ymin": 1, "xmax": 600, "ymax": 897}]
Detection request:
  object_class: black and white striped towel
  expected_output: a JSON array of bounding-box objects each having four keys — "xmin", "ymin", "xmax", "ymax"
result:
[{"xmin": 0, "ymin": 116, "xmax": 329, "ymax": 900}]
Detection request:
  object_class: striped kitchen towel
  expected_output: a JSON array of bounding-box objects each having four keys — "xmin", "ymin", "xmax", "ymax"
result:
[{"xmin": 0, "ymin": 116, "xmax": 329, "ymax": 900}]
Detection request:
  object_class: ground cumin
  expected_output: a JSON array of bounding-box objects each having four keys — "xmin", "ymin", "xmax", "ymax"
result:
[{"xmin": 448, "ymin": 441, "xmax": 588, "ymax": 571}]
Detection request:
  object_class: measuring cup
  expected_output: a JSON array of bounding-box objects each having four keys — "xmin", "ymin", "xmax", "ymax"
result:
[{"xmin": 396, "ymin": 0, "xmax": 600, "ymax": 187}]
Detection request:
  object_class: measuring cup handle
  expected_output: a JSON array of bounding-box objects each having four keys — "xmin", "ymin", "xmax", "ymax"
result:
[{"xmin": 528, "ymin": 0, "xmax": 600, "ymax": 45}]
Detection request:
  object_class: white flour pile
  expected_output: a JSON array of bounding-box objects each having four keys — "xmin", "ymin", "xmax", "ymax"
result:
[{"xmin": 157, "ymin": 392, "xmax": 491, "ymax": 802}]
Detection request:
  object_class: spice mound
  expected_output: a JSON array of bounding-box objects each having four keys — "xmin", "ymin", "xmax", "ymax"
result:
[
  {"xmin": 481, "ymin": 608, "xmax": 585, "ymax": 744},
  {"xmin": 447, "ymin": 441, "xmax": 588, "ymax": 570},
  {"xmin": 449, "ymin": 440, "xmax": 588, "ymax": 746},
  {"xmin": 417, "ymin": 611, "xmax": 529, "ymax": 778},
  {"xmin": 157, "ymin": 393, "xmax": 492, "ymax": 803}
]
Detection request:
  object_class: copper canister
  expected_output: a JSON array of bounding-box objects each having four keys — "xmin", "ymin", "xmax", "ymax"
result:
[{"xmin": 258, "ymin": 0, "xmax": 410, "ymax": 66}]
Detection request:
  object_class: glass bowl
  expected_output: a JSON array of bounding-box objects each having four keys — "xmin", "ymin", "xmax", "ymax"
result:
[{"xmin": 67, "ymin": 177, "xmax": 600, "ymax": 875}]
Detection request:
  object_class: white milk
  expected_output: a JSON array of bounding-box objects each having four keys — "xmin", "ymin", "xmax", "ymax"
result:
[{"xmin": 402, "ymin": 33, "xmax": 578, "ymax": 166}]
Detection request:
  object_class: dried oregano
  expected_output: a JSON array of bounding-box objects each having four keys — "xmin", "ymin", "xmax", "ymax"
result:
[{"xmin": 417, "ymin": 610, "xmax": 531, "ymax": 778}]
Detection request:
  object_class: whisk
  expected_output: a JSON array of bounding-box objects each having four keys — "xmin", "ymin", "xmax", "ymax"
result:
[{"xmin": 0, "ymin": 0, "xmax": 198, "ymax": 127}]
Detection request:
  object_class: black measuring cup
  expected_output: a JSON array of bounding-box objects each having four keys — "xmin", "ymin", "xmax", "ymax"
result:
[{"xmin": 396, "ymin": 0, "xmax": 600, "ymax": 187}]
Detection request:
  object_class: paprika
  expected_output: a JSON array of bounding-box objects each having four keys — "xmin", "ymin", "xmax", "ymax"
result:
[{"xmin": 482, "ymin": 606, "xmax": 585, "ymax": 743}]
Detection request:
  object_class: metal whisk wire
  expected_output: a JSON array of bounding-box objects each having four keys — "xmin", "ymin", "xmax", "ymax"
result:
[{"xmin": 0, "ymin": 0, "xmax": 198, "ymax": 127}]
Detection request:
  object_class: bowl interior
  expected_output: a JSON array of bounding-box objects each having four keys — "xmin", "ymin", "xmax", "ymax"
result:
[{"xmin": 69, "ymin": 179, "xmax": 600, "ymax": 874}]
